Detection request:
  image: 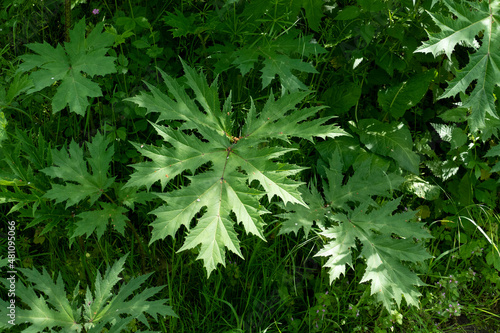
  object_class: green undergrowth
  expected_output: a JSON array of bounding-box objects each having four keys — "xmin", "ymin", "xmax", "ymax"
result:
[{"xmin": 1, "ymin": 0, "xmax": 499, "ymax": 332}]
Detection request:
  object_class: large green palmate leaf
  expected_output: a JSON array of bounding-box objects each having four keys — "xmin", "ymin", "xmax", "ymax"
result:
[
  {"xmin": 280, "ymin": 151, "xmax": 432, "ymax": 309},
  {"xmin": 125, "ymin": 60, "xmax": 347, "ymax": 276},
  {"xmin": 317, "ymin": 199, "xmax": 432, "ymax": 310},
  {"xmin": 7, "ymin": 254, "xmax": 176, "ymax": 332},
  {"xmin": 415, "ymin": 0, "xmax": 500, "ymax": 134},
  {"xmin": 17, "ymin": 18, "xmax": 116, "ymax": 116}
]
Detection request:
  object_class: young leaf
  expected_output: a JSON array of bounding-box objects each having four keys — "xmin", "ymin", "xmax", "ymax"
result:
[
  {"xmin": 125, "ymin": 60, "xmax": 347, "ymax": 276},
  {"xmin": 10, "ymin": 254, "xmax": 177, "ymax": 332},
  {"xmin": 41, "ymin": 132, "xmax": 115, "ymax": 208},
  {"xmin": 232, "ymin": 31, "xmax": 326, "ymax": 92},
  {"xmin": 17, "ymin": 18, "xmax": 116, "ymax": 115},
  {"xmin": 415, "ymin": 0, "xmax": 500, "ymax": 133},
  {"xmin": 14, "ymin": 269, "xmax": 81, "ymax": 332},
  {"xmin": 277, "ymin": 183, "xmax": 327, "ymax": 238},
  {"xmin": 73, "ymin": 202, "xmax": 129, "ymax": 239}
]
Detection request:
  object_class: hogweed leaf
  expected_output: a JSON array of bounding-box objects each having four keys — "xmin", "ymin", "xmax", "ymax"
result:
[
  {"xmin": 14, "ymin": 269, "xmax": 80, "ymax": 332},
  {"xmin": 41, "ymin": 132, "xmax": 115, "ymax": 208},
  {"xmin": 282, "ymin": 152, "xmax": 431, "ymax": 309},
  {"xmin": 125, "ymin": 61, "xmax": 347, "ymax": 276},
  {"xmin": 277, "ymin": 183, "xmax": 326, "ymax": 238},
  {"xmin": 17, "ymin": 18, "xmax": 116, "ymax": 115},
  {"xmin": 415, "ymin": 0, "xmax": 500, "ymax": 133},
  {"xmin": 315, "ymin": 218, "xmax": 356, "ymax": 281},
  {"xmin": 415, "ymin": 0, "xmax": 489, "ymax": 59},
  {"xmin": 324, "ymin": 156, "xmax": 405, "ymax": 210},
  {"xmin": 232, "ymin": 30, "xmax": 326, "ymax": 91},
  {"xmin": 11, "ymin": 254, "xmax": 176, "ymax": 332},
  {"xmin": 163, "ymin": 9, "xmax": 199, "ymax": 37},
  {"xmin": 51, "ymin": 71, "xmax": 102, "ymax": 114},
  {"xmin": 360, "ymin": 235, "xmax": 431, "ymax": 309},
  {"xmin": 73, "ymin": 202, "xmax": 129, "ymax": 239},
  {"xmin": 126, "ymin": 123, "xmax": 221, "ymax": 192}
]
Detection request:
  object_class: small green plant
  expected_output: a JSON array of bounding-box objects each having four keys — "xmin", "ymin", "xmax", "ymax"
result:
[
  {"xmin": 17, "ymin": 18, "xmax": 117, "ymax": 116},
  {"xmin": 2, "ymin": 254, "xmax": 177, "ymax": 332}
]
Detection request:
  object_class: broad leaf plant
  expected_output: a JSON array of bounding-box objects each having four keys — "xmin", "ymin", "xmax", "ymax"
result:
[
  {"xmin": 125, "ymin": 60, "xmax": 346, "ymax": 276},
  {"xmin": 416, "ymin": 0, "xmax": 500, "ymax": 136},
  {"xmin": 2, "ymin": 254, "xmax": 177, "ymax": 332},
  {"xmin": 280, "ymin": 151, "xmax": 432, "ymax": 310},
  {"xmin": 17, "ymin": 18, "xmax": 116, "ymax": 116}
]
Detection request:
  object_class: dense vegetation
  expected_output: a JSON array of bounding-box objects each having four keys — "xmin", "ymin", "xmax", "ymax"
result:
[{"xmin": 1, "ymin": 0, "xmax": 499, "ymax": 332}]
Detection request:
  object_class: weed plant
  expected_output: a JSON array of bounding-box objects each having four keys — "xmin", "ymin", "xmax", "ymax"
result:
[{"xmin": 0, "ymin": 0, "xmax": 499, "ymax": 332}]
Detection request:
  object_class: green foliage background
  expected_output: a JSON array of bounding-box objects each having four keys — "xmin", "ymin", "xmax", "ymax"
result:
[{"xmin": 0, "ymin": 0, "xmax": 499, "ymax": 332}]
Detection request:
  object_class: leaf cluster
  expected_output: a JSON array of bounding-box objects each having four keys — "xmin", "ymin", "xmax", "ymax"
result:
[
  {"xmin": 1, "ymin": 254, "xmax": 176, "ymax": 332},
  {"xmin": 280, "ymin": 149, "xmax": 432, "ymax": 310},
  {"xmin": 416, "ymin": 0, "xmax": 500, "ymax": 136},
  {"xmin": 163, "ymin": 0, "xmax": 327, "ymax": 92}
]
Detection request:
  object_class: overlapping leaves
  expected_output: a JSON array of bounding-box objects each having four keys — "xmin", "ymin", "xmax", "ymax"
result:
[
  {"xmin": 41, "ymin": 133, "xmax": 130, "ymax": 239},
  {"xmin": 125, "ymin": 60, "xmax": 346, "ymax": 276},
  {"xmin": 41, "ymin": 133, "xmax": 115, "ymax": 208},
  {"xmin": 8, "ymin": 254, "xmax": 176, "ymax": 332},
  {"xmin": 280, "ymin": 151, "xmax": 432, "ymax": 309},
  {"xmin": 164, "ymin": 2, "xmax": 326, "ymax": 92},
  {"xmin": 232, "ymin": 30, "xmax": 327, "ymax": 92},
  {"xmin": 354, "ymin": 119, "xmax": 420, "ymax": 174},
  {"xmin": 415, "ymin": 0, "xmax": 500, "ymax": 134}
]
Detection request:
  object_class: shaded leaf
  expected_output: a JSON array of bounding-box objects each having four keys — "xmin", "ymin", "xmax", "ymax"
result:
[
  {"xmin": 41, "ymin": 133, "xmax": 115, "ymax": 208},
  {"xmin": 357, "ymin": 119, "xmax": 420, "ymax": 174},
  {"xmin": 378, "ymin": 71, "xmax": 435, "ymax": 118},
  {"xmin": 10, "ymin": 255, "xmax": 176, "ymax": 332},
  {"xmin": 282, "ymin": 152, "xmax": 431, "ymax": 309},
  {"xmin": 73, "ymin": 202, "xmax": 129, "ymax": 239}
]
